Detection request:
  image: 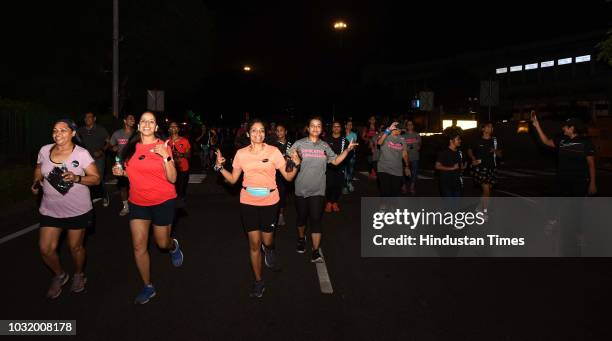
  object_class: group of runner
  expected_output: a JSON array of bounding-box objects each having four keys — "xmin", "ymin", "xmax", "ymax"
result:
[{"xmin": 31, "ymin": 110, "xmax": 597, "ymax": 302}]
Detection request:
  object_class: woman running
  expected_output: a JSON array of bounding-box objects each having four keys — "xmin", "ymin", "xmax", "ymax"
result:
[
  {"xmin": 376, "ymin": 121, "xmax": 410, "ymax": 197},
  {"xmin": 112, "ymin": 111, "xmax": 184, "ymax": 305},
  {"xmin": 289, "ymin": 117, "xmax": 358, "ymax": 262},
  {"xmin": 343, "ymin": 120, "xmax": 358, "ymax": 193},
  {"xmin": 361, "ymin": 115, "xmax": 378, "ymax": 179},
  {"xmin": 32, "ymin": 119, "xmax": 101, "ymax": 299},
  {"xmin": 435, "ymin": 127, "xmax": 466, "ymax": 197},
  {"xmin": 324, "ymin": 120, "xmax": 349, "ymax": 212},
  {"xmin": 110, "ymin": 114, "xmax": 136, "ymax": 216},
  {"xmin": 401, "ymin": 119, "xmax": 421, "ymax": 195},
  {"xmin": 270, "ymin": 122, "xmax": 293, "ymax": 226},
  {"xmin": 214, "ymin": 119, "xmax": 300, "ymax": 298},
  {"xmin": 168, "ymin": 121, "xmax": 191, "ymax": 208},
  {"xmin": 467, "ymin": 121, "xmax": 502, "ymax": 211}
]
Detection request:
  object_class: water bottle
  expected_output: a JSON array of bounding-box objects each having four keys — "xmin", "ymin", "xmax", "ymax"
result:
[{"xmin": 115, "ymin": 156, "xmax": 123, "ymax": 171}]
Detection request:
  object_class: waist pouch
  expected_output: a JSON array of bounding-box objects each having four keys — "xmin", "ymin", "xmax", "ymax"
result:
[{"xmin": 243, "ymin": 186, "xmax": 276, "ymax": 197}]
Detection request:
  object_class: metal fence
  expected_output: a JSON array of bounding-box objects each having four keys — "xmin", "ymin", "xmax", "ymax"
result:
[{"xmin": 0, "ymin": 110, "xmax": 58, "ymax": 165}]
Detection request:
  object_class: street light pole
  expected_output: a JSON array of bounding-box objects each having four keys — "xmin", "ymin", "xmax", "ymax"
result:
[
  {"xmin": 112, "ymin": 0, "xmax": 119, "ymax": 118},
  {"xmin": 332, "ymin": 20, "xmax": 348, "ymax": 122}
]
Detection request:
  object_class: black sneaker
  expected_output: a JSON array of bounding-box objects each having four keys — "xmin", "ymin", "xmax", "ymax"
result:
[
  {"xmin": 311, "ymin": 249, "xmax": 323, "ymax": 263},
  {"xmin": 296, "ymin": 237, "xmax": 306, "ymax": 254},
  {"xmin": 249, "ymin": 280, "xmax": 265, "ymax": 298},
  {"xmin": 261, "ymin": 244, "xmax": 277, "ymax": 269}
]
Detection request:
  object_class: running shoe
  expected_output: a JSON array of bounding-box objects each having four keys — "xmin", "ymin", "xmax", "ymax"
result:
[
  {"xmin": 46, "ymin": 272, "xmax": 69, "ymax": 299},
  {"xmin": 134, "ymin": 284, "xmax": 156, "ymax": 304},
  {"xmin": 119, "ymin": 205, "xmax": 129, "ymax": 216},
  {"xmin": 70, "ymin": 273, "xmax": 87, "ymax": 293},
  {"xmin": 296, "ymin": 237, "xmax": 306, "ymax": 254},
  {"xmin": 170, "ymin": 238, "xmax": 184, "ymax": 267},
  {"xmin": 277, "ymin": 213, "xmax": 286, "ymax": 226},
  {"xmin": 102, "ymin": 193, "xmax": 110, "ymax": 207},
  {"xmin": 261, "ymin": 244, "xmax": 277, "ymax": 269},
  {"xmin": 348, "ymin": 182, "xmax": 355, "ymax": 192},
  {"xmin": 311, "ymin": 249, "xmax": 324, "ymax": 263},
  {"xmin": 249, "ymin": 280, "xmax": 265, "ymax": 298}
]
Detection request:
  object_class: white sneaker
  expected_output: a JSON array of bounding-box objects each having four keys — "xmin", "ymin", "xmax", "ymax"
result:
[{"xmin": 119, "ymin": 206, "xmax": 129, "ymax": 216}]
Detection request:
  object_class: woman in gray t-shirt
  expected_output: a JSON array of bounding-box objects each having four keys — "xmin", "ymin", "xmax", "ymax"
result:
[
  {"xmin": 288, "ymin": 117, "xmax": 357, "ymax": 263},
  {"xmin": 376, "ymin": 121, "xmax": 410, "ymax": 197}
]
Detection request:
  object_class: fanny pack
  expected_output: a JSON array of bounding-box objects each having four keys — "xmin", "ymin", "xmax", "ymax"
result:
[{"xmin": 243, "ymin": 186, "xmax": 276, "ymax": 197}]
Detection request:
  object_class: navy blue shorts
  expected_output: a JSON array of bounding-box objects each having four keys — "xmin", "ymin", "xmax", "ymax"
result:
[{"xmin": 128, "ymin": 198, "xmax": 176, "ymax": 226}]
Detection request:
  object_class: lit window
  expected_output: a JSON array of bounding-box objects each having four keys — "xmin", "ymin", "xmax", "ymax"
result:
[
  {"xmin": 442, "ymin": 120, "xmax": 454, "ymax": 129},
  {"xmin": 510, "ymin": 65, "xmax": 523, "ymax": 72},
  {"xmin": 575, "ymin": 55, "xmax": 591, "ymax": 63},
  {"xmin": 525, "ymin": 63, "xmax": 538, "ymax": 70},
  {"xmin": 558, "ymin": 58, "xmax": 572, "ymax": 65},
  {"xmin": 541, "ymin": 61, "xmax": 554, "ymax": 68},
  {"xmin": 496, "ymin": 67, "xmax": 508, "ymax": 74},
  {"xmin": 456, "ymin": 120, "xmax": 478, "ymax": 130}
]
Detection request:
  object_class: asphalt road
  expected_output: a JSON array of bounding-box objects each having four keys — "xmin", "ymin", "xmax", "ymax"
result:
[{"xmin": 1, "ymin": 166, "xmax": 610, "ymax": 340}]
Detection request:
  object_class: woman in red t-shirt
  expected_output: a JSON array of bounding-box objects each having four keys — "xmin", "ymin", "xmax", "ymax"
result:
[
  {"xmin": 168, "ymin": 121, "xmax": 191, "ymax": 208},
  {"xmin": 112, "ymin": 111, "xmax": 184, "ymax": 305},
  {"xmin": 214, "ymin": 119, "xmax": 301, "ymax": 298}
]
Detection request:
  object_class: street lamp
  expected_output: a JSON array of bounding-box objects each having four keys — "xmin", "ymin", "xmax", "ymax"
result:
[
  {"xmin": 243, "ymin": 65, "xmax": 252, "ymax": 72},
  {"xmin": 333, "ymin": 21, "xmax": 348, "ymax": 31}
]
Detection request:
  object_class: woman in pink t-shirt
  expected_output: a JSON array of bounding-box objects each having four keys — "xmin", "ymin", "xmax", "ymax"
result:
[
  {"xmin": 31, "ymin": 119, "xmax": 100, "ymax": 299},
  {"xmin": 214, "ymin": 119, "xmax": 301, "ymax": 298},
  {"xmin": 112, "ymin": 111, "xmax": 183, "ymax": 305}
]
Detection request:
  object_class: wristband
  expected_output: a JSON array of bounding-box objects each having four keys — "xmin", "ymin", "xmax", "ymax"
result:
[
  {"xmin": 214, "ymin": 164, "xmax": 224, "ymax": 172},
  {"xmin": 384, "ymin": 129, "xmax": 391, "ymax": 135}
]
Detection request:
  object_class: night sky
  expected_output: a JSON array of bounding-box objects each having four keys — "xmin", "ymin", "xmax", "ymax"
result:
[{"xmin": 1, "ymin": 0, "xmax": 610, "ymax": 118}]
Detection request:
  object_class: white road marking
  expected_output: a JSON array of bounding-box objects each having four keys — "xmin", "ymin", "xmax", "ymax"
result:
[
  {"xmin": 418, "ymin": 175, "xmax": 433, "ymax": 180},
  {"xmin": 315, "ymin": 249, "xmax": 334, "ymax": 294},
  {"xmin": 497, "ymin": 170, "xmax": 535, "ymax": 177},
  {"xmin": 359, "ymin": 171, "xmax": 370, "ymax": 177},
  {"xmin": 189, "ymin": 174, "xmax": 207, "ymax": 183},
  {"xmin": 92, "ymin": 198, "xmax": 102, "ymax": 204},
  {"xmin": 496, "ymin": 190, "xmax": 538, "ymax": 204},
  {"xmin": 515, "ymin": 169, "xmax": 556, "ymax": 176},
  {"xmin": 0, "ymin": 223, "xmax": 40, "ymax": 245}
]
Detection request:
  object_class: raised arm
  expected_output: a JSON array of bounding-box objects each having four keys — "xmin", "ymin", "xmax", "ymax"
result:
[{"xmin": 530, "ymin": 111, "xmax": 555, "ymax": 148}]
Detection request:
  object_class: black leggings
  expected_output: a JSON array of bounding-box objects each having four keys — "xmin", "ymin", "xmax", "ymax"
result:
[
  {"xmin": 295, "ymin": 196, "xmax": 325, "ymax": 234},
  {"xmin": 175, "ymin": 171, "xmax": 189, "ymax": 199},
  {"xmin": 378, "ymin": 172, "xmax": 403, "ymax": 197},
  {"xmin": 325, "ymin": 167, "xmax": 344, "ymax": 202}
]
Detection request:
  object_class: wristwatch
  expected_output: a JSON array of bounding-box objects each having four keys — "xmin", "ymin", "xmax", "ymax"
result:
[{"xmin": 164, "ymin": 156, "xmax": 172, "ymax": 163}]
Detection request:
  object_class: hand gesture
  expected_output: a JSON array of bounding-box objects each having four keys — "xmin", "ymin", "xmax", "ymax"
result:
[
  {"xmin": 154, "ymin": 141, "xmax": 170, "ymax": 159},
  {"xmin": 347, "ymin": 141, "xmax": 359, "ymax": 151},
  {"xmin": 387, "ymin": 122, "xmax": 399, "ymax": 131},
  {"xmin": 215, "ymin": 149, "xmax": 226, "ymax": 166},
  {"xmin": 530, "ymin": 110, "xmax": 540, "ymax": 128}
]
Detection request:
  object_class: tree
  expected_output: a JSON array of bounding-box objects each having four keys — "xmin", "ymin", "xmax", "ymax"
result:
[{"xmin": 597, "ymin": 29, "xmax": 612, "ymax": 66}]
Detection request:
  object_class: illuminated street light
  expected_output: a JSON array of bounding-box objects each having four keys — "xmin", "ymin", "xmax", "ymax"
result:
[
  {"xmin": 333, "ymin": 20, "xmax": 348, "ymax": 31},
  {"xmin": 243, "ymin": 65, "xmax": 252, "ymax": 72}
]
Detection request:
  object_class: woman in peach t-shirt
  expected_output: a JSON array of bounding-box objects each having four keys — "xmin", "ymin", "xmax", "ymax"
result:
[{"xmin": 215, "ymin": 119, "xmax": 301, "ymax": 298}]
